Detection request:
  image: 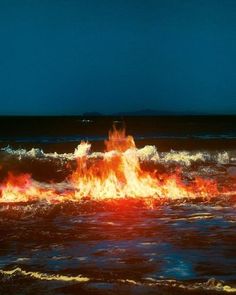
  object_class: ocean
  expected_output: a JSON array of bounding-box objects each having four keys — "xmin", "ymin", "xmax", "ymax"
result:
[{"xmin": 0, "ymin": 116, "xmax": 236, "ymax": 294}]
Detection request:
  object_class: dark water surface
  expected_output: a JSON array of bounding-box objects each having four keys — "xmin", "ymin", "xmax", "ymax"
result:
[{"xmin": 0, "ymin": 116, "xmax": 236, "ymax": 294}]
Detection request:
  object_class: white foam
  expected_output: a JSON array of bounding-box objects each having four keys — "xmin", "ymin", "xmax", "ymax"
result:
[
  {"xmin": 1, "ymin": 146, "xmax": 75, "ymax": 161},
  {"xmin": 216, "ymin": 152, "xmax": 230, "ymax": 164},
  {"xmin": 74, "ymin": 142, "xmax": 91, "ymax": 158},
  {"xmin": 160, "ymin": 150, "xmax": 206, "ymax": 166},
  {"xmin": 137, "ymin": 145, "xmax": 160, "ymax": 162},
  {"xmin": 1, "ymin": 145, "xmax": 234, "ymax": 166},
  {"xmin": 0, "ymin": 267, "xmax": 90, "ymax": 282}
]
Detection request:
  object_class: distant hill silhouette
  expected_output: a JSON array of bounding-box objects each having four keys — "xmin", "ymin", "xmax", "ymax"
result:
[
  {"xmin": 112, "ymin": 109, "xmax": 177, "ymax": 116},
  {"xmin": 82, "ymin": 109, "xmax": 222, "ymax": 117},
  {"xmin": 112, "ymin": 109, "xmax": 207, "ymax": 116},
  {"xmin": 82, "ymin": 112, "xmax": 103, "ymax": 116}
]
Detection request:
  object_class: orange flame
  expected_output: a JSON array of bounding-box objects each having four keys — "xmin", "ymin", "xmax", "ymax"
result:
[
  {"xmin": 105, "ymin": 126, "xmax": 135, "ymax": 152},
  {"xmin": 0, "ymin": 127, "xmax": 229, "ymax": 204},
  {"xmin": 0, "ymin": 172, "xmax": 59, "ymax": 203}
]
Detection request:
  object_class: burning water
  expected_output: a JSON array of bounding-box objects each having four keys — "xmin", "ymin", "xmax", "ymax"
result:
[
  {"xmin": 1, "ymin": 126, "xmax": 236, "ymax": 294},
  {"xmin": 0, "ymin": 126, "xmax": 234, "ymax": 205}
]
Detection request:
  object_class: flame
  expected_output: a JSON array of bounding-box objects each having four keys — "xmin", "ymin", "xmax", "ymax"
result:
[
  {"xmin": 105, "ymin": 126, "xmax": 135, "ymax": 152},
  {"xmin": 0, "ymin": 172, "xmax": 59, "ymax": 203},
  {"xmin": 70, "ymin": 128, "xmax": 220, "ymax": 201},
  {"xmin": 0, "ymin": 126, "xmax": 229, "ymax": 204}
]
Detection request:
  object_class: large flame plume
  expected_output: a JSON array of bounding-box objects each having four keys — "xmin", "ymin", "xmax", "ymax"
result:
[{"xmin": 0, "ymin": 127, "xmax": 230, "ymax": 204}]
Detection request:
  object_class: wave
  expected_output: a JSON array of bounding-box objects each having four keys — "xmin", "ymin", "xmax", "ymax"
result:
[
  {"xmin": 0, "ymin": 131, "xmax": 236, "ymax": 144},
  {"xmin": 0, "ymin": 267, "xmax": 90, "ymax": 282},
  {"xmin": 1, "ymin": 267, "xmax": 235, "ymax": 293},
  {"xmin": 1, "ymin": 145, "xmax": 236, "ymax": 166},
  {"xmin": 0, "ymin": 128, "xmax": 235, "ymax": 205}
]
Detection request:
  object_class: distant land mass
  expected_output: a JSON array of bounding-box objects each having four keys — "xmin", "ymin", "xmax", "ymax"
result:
[
  {"xmin": 82, "ymin": 112, "xmax": 103, "ymax": 116},
  {"xmin": 82, "ymin": 109, "xmax": 208, "ymax": 116}
]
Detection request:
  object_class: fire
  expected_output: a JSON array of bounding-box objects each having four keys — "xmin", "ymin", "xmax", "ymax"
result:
[
  {"xmin": 0, "ymin": 127, "xmax": 228, "ymax": 204},
  {"xmin": 105, "ymin": 126, "xmax": 135, "ymax": 152},
  {"xmin": 70, "ymin": 127, "xmax": 220, "ymax": 201},
  {"xmin": 0, "ymin": 172, "xmax": 58, "ymax": 203}
]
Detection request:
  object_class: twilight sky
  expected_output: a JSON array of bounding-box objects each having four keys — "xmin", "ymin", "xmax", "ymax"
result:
[{"xmin": 0, "ymin": 0, "xmax": 236, "ymax": 115}]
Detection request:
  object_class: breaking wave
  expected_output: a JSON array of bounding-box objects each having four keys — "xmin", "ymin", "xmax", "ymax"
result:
[
  {"xmin": 1, "ymin": 267, "xmax": 236, "ymax": 293},
  {"xmin": 0, "ymin": 267, "xmax": 90, "ymax": 282},
  {"xmin": 0, "ymin": 128, "xmax": 235, "ymax": 205},
  {"xmin": 1, "ymin": 145, "xmax": 235, "ymax": 166},
  {"xmin": 1, "ymin": 125, "xmax": 236, "ymax": 295}
]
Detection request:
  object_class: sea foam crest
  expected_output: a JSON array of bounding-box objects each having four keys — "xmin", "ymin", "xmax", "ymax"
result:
[
  {"xmin": 1, "ymin": 145, "xmax": 233, "ymax": 166},
  {"xmin": 160, "ymin": 150, "xmax": 206, "ymax": 166}
]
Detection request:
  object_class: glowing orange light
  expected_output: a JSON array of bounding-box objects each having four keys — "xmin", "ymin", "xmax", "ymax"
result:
[{"xmin": 0, "ymin": 127, "xmax": 229, "ymax": 204}]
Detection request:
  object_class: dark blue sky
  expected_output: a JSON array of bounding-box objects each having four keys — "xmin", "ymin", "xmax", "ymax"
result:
[{"xmin": 0, "ymin": 0, "xmax": 236, "ymax": 115}]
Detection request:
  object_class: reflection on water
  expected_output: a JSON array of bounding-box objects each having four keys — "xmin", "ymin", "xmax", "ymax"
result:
[
  {"xmin": 0, "ymin": 201, "xmax": 236, "ymax": 294},
  {"xmin": 0, "ymin": 116, "xmax": 236, "ymax": 294}
]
